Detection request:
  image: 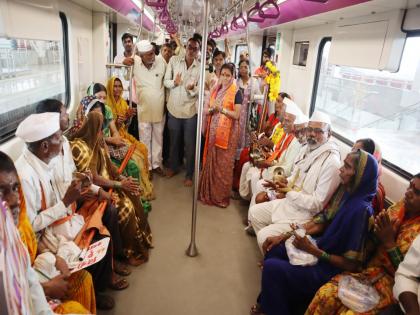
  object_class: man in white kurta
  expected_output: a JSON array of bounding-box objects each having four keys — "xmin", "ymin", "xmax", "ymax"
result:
[
  {"xmin": 132, "ymin": 40, "xmax": 166, "ymax": 173},
  {"xmin": 15, "ymin": 113, "xmax": 83, "ymax": 240},
  {"xmin": 249, "ymin": 111, "xmax": 341, "ymax": 251},
  {"xmin": 240, "ymin": 98, "xmax": 303, "ymax": 203},
  {"xmin": 252, "ymin": 114, "xmax": 309, "ymax": 205},
  {"xmin": 393, "ymin": 234, "xmax": 420, "ymax": 313}
]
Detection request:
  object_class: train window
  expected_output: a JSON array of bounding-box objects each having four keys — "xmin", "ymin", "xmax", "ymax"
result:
[
  {"xmin": 293, "ymin": 41, "xmax": 309, "ymax": 66},
  {"xmin": 0, "ymin": 12, "xmax": 69, "ymax": 144},
  {"xmin": 312, "ymin": 36, "xmax": 420, "ymax": 177}
]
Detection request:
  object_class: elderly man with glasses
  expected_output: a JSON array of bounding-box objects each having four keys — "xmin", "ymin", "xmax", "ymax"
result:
[
  {"xmin": 164, "ymin": 37, "xmax": 201, "ymax": 186},
  {"xmin": 248, "ymin": 111, "xmax": 341, "ymax": 252}
]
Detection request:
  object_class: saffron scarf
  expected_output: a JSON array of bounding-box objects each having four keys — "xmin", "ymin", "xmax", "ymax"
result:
[
  {"xmin": 266, "ymin": 133, "xmax": 295, "ymax": 163},
  {"xmin": 208, "ymin": 81, "xmax": 237, "ymax": 149}
]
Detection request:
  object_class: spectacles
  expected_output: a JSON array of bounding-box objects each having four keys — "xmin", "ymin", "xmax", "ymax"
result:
[
  {"xmin": 187, "ymin": 45, "xmax": 199, "ymax": 52},
  {"xmin": 305, "ymin": 127, "xmax": 327, "ymax": 134}
]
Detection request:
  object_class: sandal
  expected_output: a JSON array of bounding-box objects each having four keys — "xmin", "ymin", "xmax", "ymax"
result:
[
  {"xmin": 250, "ymin": 304, "xmax": 265, "ymax": 315},
  {"xmin": 109, "ymin": 276, "xmax": 129, "ymax": 291},
  {"xmin": 114, "ymin": 261, "xmax": 131, "ymax": 276},
  {"xmin": 96, "ymin": 294, "xmax": 115, "ymax": 310}
]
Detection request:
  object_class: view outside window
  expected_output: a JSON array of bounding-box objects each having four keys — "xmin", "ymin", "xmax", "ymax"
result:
[
  {"xmin": 0, "ymin": 37, "xmax": 66, "ymax": 142},
  {"xmin": 314, "ymin": 37, "xmax": 420, "ymax": 175}
]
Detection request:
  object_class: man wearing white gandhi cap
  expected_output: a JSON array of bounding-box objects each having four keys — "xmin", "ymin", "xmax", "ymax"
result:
[
  {"xmin": 239, "ymin": 97, "xmax": 304, "ymax": 202},
  {"xmin": 249, "ymin": 110, "xmax": 341, "ymax": 252},
  {"xmin": 131, "ymin": 39, "xmax": 167, "ymax": 175},
  {"xmin": 15, "ymin": 112, "xmax": 83, "ymax": 236}
]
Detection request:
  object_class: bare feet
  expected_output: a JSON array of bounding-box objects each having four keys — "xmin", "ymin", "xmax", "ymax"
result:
[
  {"xmin": 184, "ymin": 179, "xmax": 193, "ymax": 187},
  {"xmin": 165, "ymin": 168, "xmax": 178, "ymax": 178}
]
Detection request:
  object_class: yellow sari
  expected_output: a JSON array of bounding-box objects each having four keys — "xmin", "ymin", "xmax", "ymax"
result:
[
  {"xmin": 106, "ymin": 76, "xmax": 154, "ymax": 200},
  {"xmin": 17, "ymin": 189, "xmax": 95, "ymax": 314}
]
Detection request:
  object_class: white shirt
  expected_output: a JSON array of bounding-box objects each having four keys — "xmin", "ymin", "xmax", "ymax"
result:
[
  {"xmin": 132, "ymin": 55, "xmax": 166, "ymax": 123},
  {"xmin": 271, "ymin": 139, "xmax": 341, "ymax": 223},
  {"xmin": 16, "ymin": 148, "xmax": 68, "ymax": 233},
  {"xmin": 15, "ymin": 147, "xmax": 84, "ymax": 240},
  {"xmin": 394, "ymin": 235, "xmax": 420, "ymax": 305},
  {"xmin": 164, "ymin": 55, "xmax": 200, "ymax": 119}
]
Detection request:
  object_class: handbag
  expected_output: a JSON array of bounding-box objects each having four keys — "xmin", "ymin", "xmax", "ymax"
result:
[
  {"xmin": 108, "ymin": 143, "xmax": 129, "ymax": 161},
  {"xmin": 338, "ymin": 275, "xmax": 380, "ymax": 312}
]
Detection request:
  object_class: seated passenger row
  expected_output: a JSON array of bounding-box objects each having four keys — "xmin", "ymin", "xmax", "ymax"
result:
[{"xmin": 236, "ymin": 97, "xmax": 419, "ymax": 314}]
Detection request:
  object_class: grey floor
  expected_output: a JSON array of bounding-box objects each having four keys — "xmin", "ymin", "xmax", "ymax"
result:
[{"xmin": 99, "ymin": 173, "xmax": 262, "ymax": 315}]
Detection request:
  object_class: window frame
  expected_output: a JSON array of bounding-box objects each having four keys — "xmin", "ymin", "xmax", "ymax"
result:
[
  {"xmin": 0, "ymin": 12, "xmax": 70, "ymax": 144},
  {"xmin": 59, "ymin": 11, "xmax": 71, "ymax": 108},
  {"xmin": 310, "ymin": 36, "xmax": 414, "ymax": 179}
]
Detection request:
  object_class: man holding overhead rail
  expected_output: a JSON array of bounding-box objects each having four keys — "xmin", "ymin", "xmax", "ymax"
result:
[
  {"xmin": 164, "ymin": 36, "xmax": 201, "ymax": 187},
  {"xmin": 115, "ymin": 33, "xmax": 140, "ymax": 139},
  {"xmin": 114, "ymin": 33, "xmax": 136, "ymax": 102},
  {"xmin": 129, "ymin": 40, "xmax": 166, "ymax": 176},
  {"xmin": 249, "ymin": 111, "xmax": 341, "ymax": 252}
]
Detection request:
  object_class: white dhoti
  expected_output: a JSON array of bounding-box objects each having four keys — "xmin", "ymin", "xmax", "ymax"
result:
[
  {"xmin": 138, "ymin": 116, "xmax": 165, "ymax": 170},
  {"xmin": 239, "ymin": 161, "xmax": 252, "ymax": 200},
  {"xmin": 249, "ymin": 198, "xmax": 314, "ymax": 252},
  {"xmin": 239, "ymin": 161, "xmax": 272, "ymax": 201}
]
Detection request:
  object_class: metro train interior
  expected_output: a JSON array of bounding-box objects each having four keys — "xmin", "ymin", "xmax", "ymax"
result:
[{"xmin": 1, "ymin": 0, "xmax": 420, "ymax": 314}]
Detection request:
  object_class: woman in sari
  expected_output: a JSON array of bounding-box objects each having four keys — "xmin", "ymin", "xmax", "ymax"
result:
[
  {"xmin": 199, "ymin": 63, "xmax": 243, "ymax": 208},
  {"xmin": 76, "ymin": 92, "xmax": 154, "ymax": 201},
  {"xmin": 70, "ymin": 111, "xmax": 152, "ymax": 267},
  {"xmin": 251, "ymin": 149, "xmax": 379, "ymax": 315},
  {"xmin": 0, "ymin": 151, "xmax": 94, "ymax": 314},
  {"xmin": 353, "ymin": 138, "xmax": 386, "ymax": 215},
  {"xmin": 306, "ymin": 173, "xmax": 420, "ymax": 315},
  {"xmin": 106, "ymin": 77, "xmax": 154, "ymax": 200}
]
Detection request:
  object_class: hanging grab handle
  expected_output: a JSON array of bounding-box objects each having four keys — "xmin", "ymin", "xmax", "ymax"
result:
[{"xmin": 258, "ymin": 0, "xmax": 280, "ymax": 19}]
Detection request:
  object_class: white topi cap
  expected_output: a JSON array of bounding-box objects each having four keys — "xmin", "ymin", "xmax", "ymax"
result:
[
  {"xmin": 136, "ymin": 40, "xmax": 154, "ymax": 53},
  {"xmin": 310, "ymin": 110, "xmax": 332, "ymax": 125},
  {"xmin": 295, "ymin": 113, "xmax": 309, "ymax": 125},
  {"xmin": 283, "ymin": 97, "xmax": 303, "ymax": 118},
  {"xmin": 16, "ymin": 112, "xmax": 60, "ymax": 143}
]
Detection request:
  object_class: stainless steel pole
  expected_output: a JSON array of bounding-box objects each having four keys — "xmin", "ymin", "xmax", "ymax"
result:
[
  {"xmin": 186, "ymin": 0, "xmax": 209, "ymax": 257},
  {"xmin": 245, "ymin": 0, "xmax": 252, "ymax": 76},
  {"xmin": 129, "ymin": 2, "xmax": 144, "ymax": 109}
]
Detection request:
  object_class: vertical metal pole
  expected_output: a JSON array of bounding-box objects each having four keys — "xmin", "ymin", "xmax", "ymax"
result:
[
  {"xmin": 245, "ymin": 1, "xmax": 252, "ymax": 76},
  {"xmin": 186, "ymin": 0, "xmax": 209, "ymax": 257},
  {"xmin": 129, "ymin": 2, "xmax": 144, "ymax": 109}
]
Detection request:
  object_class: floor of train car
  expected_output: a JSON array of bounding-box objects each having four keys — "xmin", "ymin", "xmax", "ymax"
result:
[{"xmin": 99, "ymin": 173, "xmax": 261, "ymax": 315}]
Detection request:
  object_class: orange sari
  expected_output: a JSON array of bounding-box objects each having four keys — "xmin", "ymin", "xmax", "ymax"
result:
[{"xmin": 306, "ymin": 201, "xmax": 420, "ymax": 315}]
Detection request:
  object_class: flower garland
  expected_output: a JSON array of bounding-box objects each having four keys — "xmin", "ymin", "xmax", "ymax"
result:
[{"xmin": 264, "ymin": 61, "xmax": 281, "ymax": 102}]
